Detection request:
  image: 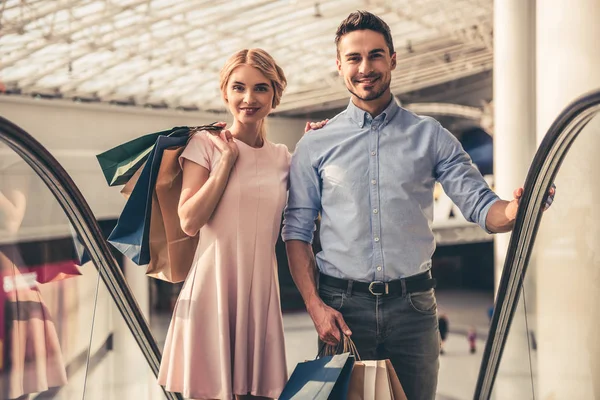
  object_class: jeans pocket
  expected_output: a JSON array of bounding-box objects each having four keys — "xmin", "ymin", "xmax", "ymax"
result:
[
  {"xmin": 408, "ymin": 289, "xmax": 437, "ymax": 315},
  {"xmin": 319, "ymin": 286, "xmax": 345, "ymax": 311}
]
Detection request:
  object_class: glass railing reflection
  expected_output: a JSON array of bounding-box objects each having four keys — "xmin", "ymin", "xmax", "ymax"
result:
[
  {"xmin": 0, "ymin": 139, "xmax": 170, "ymax": 399},
  {"xmin": 0, "ymin": 143, "xmax": 95, "ymax": 399}
]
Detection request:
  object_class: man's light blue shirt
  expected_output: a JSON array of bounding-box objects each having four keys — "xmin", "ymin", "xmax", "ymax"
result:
[{"xmin": 282, "ymin": 98, "xmax": 499, "ymax": 282}]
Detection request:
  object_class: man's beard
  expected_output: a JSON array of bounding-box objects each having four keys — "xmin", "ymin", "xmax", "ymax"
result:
[{"xmin": 347, "ymin": 77, "xmax": 391, "ymax": 101}]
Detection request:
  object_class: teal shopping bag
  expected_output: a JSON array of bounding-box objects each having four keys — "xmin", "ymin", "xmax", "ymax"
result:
[
  {"xmin": 96, "ymin": 126, "xmax": 190, "ymax": 187},
  {"xmin": 106, "ymin": 134, "xmax": 188, "ymax": 265},
  {"xmin": 96, "ymin": 124, "xmax": 222, "ymax": 187}
]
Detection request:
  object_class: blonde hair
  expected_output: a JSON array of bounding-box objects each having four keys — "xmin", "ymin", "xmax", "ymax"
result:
[{"xmin": 219, "ymin": 48, "xmax": 287, "ymax": 140}]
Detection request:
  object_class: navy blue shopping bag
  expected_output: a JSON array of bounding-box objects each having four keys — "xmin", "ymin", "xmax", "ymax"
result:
[
  {"xmin": 107, "ymin": 134, "xmax": 190, "ymax": 265},
  {"xmin": 279, "ymin": 352, "xmax": 355, "ymax": 400}
]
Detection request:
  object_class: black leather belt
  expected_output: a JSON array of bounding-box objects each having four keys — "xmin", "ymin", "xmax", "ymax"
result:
[{"xmin": 319, "ymin": 271, "xmax": 436, "ymax": 296}]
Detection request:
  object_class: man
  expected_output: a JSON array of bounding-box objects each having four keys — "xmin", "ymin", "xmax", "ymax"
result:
[{"xmin": 282, "ymin": 10, "xmax": 554, "ymax": 400}]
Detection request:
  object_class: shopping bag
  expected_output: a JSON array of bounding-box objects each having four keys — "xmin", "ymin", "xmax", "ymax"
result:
[
  {"xmin": 97, "ymin": 124, "xmax": 222, "ymax": 187},
  {"xmin": 106, "ymin": 124, "xmax": 222, "ymax": 265},
  {"xmin": 107, "ymin": 134, "xmax": 189, "ymax": 265},
  {"xmin": 279, "ymin": 352, "xmax": 355, "ymax": 400},
  {"xmin": 96, "ymin": 126, "xmax": 190, "ymax": 187},
  {"xmin": 146, "ymin": 147, "xmax": 198, "ymax": 283},
  {"xmin": 347, "ymin": 359, "xmax": 407, "ymax": 400},
  {"xmin": 318, "ymin": 335, "xmax": 407, "ymax": 400},
  {"xmin": 385, "ymin": 360, "xmax": 406, "ymax": 400},
  {"xmin": 120, "ymin": 160, "xmax": 145, "ymax": 199}
]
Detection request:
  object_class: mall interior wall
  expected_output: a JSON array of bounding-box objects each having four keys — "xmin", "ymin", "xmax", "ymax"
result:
[{"xmin": 0, "ymin": 96, "xmax": 307, "ymax": 220}]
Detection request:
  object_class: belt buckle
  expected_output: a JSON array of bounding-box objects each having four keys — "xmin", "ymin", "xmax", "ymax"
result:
[{"xmin": 368, "ymin": 281, "xmax": 388, "ymax": 296}]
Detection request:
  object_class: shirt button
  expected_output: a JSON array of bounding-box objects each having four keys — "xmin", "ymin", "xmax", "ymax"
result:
[
  {"xmin": 371, "ymin": 151, "xmax": 376, "ymax": 156},
  {"xmin": 373, "ymin": 209, "xmax": 378, "ymax": 214},
  {"xmin": 371, "ymin": 179, "xmax": 377, "ymax": 185},
  {"xmin": 377, "ymin": 266, "xmax": 382, "ymax": 271},
  {"xmin": 374, "ymin": 236, "xmax": 380, "ymax": 242}
]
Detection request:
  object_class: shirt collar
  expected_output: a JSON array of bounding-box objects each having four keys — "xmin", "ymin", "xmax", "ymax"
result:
[{"xmin": 346, "ymin": 96, "xmax": 400, "ymax": 128}]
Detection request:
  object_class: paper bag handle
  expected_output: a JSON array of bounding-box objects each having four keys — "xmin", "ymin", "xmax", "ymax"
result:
[{"xmin": 317, "ymin": 334, "xmax": 361, "ymax": 361}]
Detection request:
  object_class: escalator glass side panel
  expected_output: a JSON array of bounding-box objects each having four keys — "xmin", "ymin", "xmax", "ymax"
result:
[
  {"xmin": 476, "ymin": 91, "xmax": 600, "ymax": 400},
  {"xmin": 0, "ymin": 117, "xmax": 181, "ymax": 400},
  {"xmin": 82, "ymin": 279, "xmax": 167, "ymax": 400},
  {"xmin": 491, "ymin": 274, "xmax": 537, "ymax": 400},
  {"xmin": 0, "ymin": 142, "xmax": 98, "ymax": 399},
  {"xmin": 488, "ymin": 105, "xmax": 600, "ymax": 399}
]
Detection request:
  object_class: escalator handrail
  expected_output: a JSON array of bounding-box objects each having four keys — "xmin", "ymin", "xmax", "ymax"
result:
[
  {"xmin": 0, "ymin": 117, "xmax": 182, "ymax": 400},
  {"xmin": 474, "ymin": 89, "xmax": 600, "ymax": 399}
]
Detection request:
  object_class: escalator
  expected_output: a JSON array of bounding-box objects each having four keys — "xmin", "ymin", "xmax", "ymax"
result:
[
  {"xmin": 0, "ymin": 118, "xmax": 181, "ymax": 399},
  {"xmin": 475, "ymin": 89, "xmax": 600, "ymax": 399},
  {"xmin": 0, "ymin": 89, "xmax": 598, "ymax": 400}
]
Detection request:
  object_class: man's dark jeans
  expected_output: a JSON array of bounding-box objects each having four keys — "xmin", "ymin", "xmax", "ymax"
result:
[{"xmin": 319, "ymin": 278, "xmax": 440, "ymax": 400}]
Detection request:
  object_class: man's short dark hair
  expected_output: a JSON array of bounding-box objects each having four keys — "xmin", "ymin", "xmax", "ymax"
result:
[{"xmin": 335, "ymin": 11, "xmax": 395, "ymax": 58}]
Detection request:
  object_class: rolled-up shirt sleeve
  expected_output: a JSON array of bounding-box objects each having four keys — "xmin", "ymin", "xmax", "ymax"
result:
[
  {"xmin": 282, "ymin": 138, "xmax": 321, "ymax": 243},
  {"xmin": 434, "ymin": 124, "xmax": 500, "ymax": 233}
]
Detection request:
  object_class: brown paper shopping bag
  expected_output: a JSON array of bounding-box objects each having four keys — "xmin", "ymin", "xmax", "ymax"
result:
[
  {"xmin": 146, "ymin": 147, "xmax": 198, "ymax": 283},
  {"xmin": 120, "ymin": 161, "xmax": 145, "ymax": 199},
  {"xmin": 347, "ymin": 359, "xmax": 407, "ymax": 400},
  {"xmin": 322, "ymin": 335, "xmax": 407, "ymax": 400},
  {"xmin": 385, "ymin": 359, "xmax": 407, "ymax": 400},
  {"xmin": 345, "ymin": 346, "xmax": 407, "ymax": 400}
]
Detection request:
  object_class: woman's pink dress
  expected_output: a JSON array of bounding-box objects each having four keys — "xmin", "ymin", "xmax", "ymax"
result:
[{"xmin": 158, "ymin": 132, "xmax": 290, "ymax": 399}]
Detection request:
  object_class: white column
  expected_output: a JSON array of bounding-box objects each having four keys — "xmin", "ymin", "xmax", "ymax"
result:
[
  {"xmin": 493, "ymin": 0, "xmax": 537, "ymax": 293},
  {"xmin": 491, "ymin": 1, "xmax": 538, "ymax": 398},
  {"xmin": 535, "ymin": 0, "xmax": 600, "ymax": 398}
]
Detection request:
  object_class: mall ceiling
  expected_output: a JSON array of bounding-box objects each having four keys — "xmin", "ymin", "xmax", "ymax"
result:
[{"xmin": 1, "ymin": 0, "xmax": 493, "ymax": 116}]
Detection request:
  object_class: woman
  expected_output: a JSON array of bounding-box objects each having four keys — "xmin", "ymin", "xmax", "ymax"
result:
[{"xmin": 158, "ymin": 48, "xmax": 294, "ymax": 400}]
